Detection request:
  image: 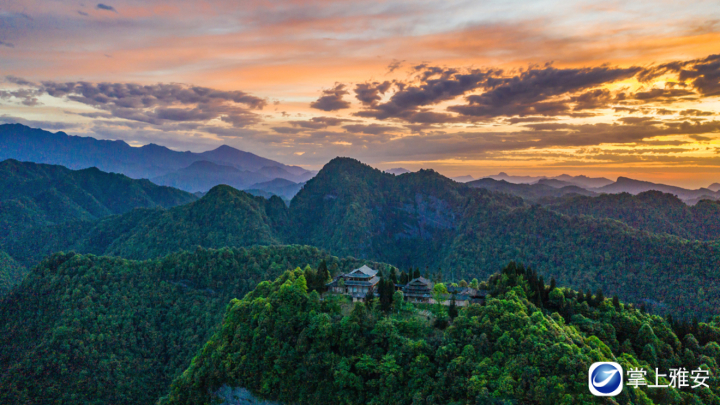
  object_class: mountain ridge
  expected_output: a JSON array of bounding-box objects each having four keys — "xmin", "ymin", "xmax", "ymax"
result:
[{"xmin": 0, "ymin": 123, "xmax": 314, "ymax": 189}]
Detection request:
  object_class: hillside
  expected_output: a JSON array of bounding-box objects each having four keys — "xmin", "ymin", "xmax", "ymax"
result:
[
  {"xmin": 0, "ymin": 246, "xmax": 386, "ymax": 405},
  {"xmin": 0, "ymin": 159, "xmax": 197, "ymax": 244},
  {"xmin": 0, "ymin": 251, "xmax": 24, "ymax": 297},
  {"xmin": 161, "ymin": 263, "xmax": 720, "ymax": 405},
  {"xmin": 5, "ymin": 186, "xmax": 284, "ymax": 267},
  {"xmin": 0, "ymin": 123, "xmax": 313, "ymax": 183},
  {"xmin": 5, "ymin": 158, "xmax": 720, "ymax": 317},
  {"xmin": 287, "ymin": 158, "xmax": 720, "ymax": 316},
  {"xmin": 546, "ymin": 191, "xmax": 720, "ymax": 241}
]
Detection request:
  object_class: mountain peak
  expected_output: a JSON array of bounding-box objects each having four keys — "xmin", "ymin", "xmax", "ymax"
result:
[{"xmin": 212, "ymin": 145, "xmax": 240, "ymax": 152}]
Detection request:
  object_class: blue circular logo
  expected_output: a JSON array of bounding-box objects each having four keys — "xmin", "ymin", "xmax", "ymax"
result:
[{"xmin": 591, "ymin": 363, "xmax": 622, "ymax": 394}]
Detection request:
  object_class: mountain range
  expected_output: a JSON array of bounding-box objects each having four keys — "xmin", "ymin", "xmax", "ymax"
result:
[
  {"xmin": 4, "ymin": 157, "xmax": 719, "ymax": 318},
  {"xmin": 0, "ymin": 124, "xmax": 315, "ymax": 194},
  {"xmin": 0, "ymin": 159, "xmax": 197, "ymax": 245}
]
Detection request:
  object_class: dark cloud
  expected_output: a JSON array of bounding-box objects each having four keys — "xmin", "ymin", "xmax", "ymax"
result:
[
  {"xmin": 96, "ymin": 3, "xmax": 117, "ymax": 12},
  {"xmin": 613, "ymin": 106, "xmax": 638, "ymax": 114},
  {"xmin": 78, "ymin": 11, "xmax": 89, "ymax": 17},
  {"xmin": 0, "ymin": 41, "xmax": 14, "ymax": 48},
  {"xmin": 5, "ymin": 76, "xmax": 35, "ymax": 86},
  {"xmin": 310, "ymin": 83, "xmax": 351, "ymax": 111},
  {"xmin": 288, "ymin": 116, "xmax": 351, "ymax": 129},
  {"xmin": 386, "ymin": 59, "xmax": 405, "ymax": 73},
  {"xmin": 0, "ymin": 88, "xmax": 41, "ymax": 106},
  {"xmin": 355, "ymin": 66, "xmax": 491, "ymax": 121},
  {"xmin": 272, "ymin": 126, "xmax": 305, "ymax": 134},
  {"xmin": 632, "ymin": 88, "xmax": 697, "ymax": 102},
  {"xmin": 680, "ymin": 109, "xmax": 715, "ymax": 116},
  {"xmin": 35, "ymin": 81, "xmax": 266, "ymax": 127},
  {"xmin": 353, "ymin": 64, "xmax": 642, "ymax": 123},
  {"xmin": 354, "ymin": 81, "xmax": 392, "ymax": 106},
  {"xmin": 638, "ymin": 54, "xmax": 720, "ymax": 96},
  {"xmin": 449, "ymin": 65, "xmax": 641, "ymax": 118},
  {"xmin": 343, "ymin": 123, "xmax": 400, "ymax": 135}
]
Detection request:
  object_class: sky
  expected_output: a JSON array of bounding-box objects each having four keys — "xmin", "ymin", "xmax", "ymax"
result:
[{"xmin": 0, "ymin": 0, "xmax": 719, "ymax": 187}]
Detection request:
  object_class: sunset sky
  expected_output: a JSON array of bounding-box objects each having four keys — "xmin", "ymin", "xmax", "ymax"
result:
[{"xmin": 1, "ymin": 0, "xmax": 719, "ymax": 187}]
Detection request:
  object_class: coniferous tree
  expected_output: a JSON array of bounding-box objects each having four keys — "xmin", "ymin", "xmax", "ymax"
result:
[
  {"xmin": 448, "ymin": 295, "xmax": 459, "ymax": 320},
  {"xmin": 413, "ymin": 267, "xmax": 420, "ymax": 280},
  {"xmin": 390, "ymin": 268, "xmax": 398, "ymax": 284},
  {"xmin": 317, "ymin": 260, "xmax": 330, "ymax": 292},
  {"xmin": 613, "ymin": 295, "xmax": 621, "ymax": 310},
  {"xmin": 595, "ymin": 288, "xmax": 605, "ymax": 305},
  {"xmin": 364, "ymin": 286, "xmax": 375, "ymax": 304}
]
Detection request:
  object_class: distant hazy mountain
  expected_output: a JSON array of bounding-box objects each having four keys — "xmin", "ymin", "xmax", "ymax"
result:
[
  {"xmin": 150, "ymin": 161, "xmax": 269, "ymax": 192},
  {"xmin": 536, "ymin": 178, "xmax": 574, "ymax": 188},
  {"xmin": 384, "ymin": 167, "xmax": 411, "ymax": 175},
  {"xmin": 0, "ymin": 159, "xmax": 197, "ymax": 246},
  {"xmin": 246, "ymin": 178, "xmax": 304, "ymax": 201},
  {"xmin": 485, "ymin": 172, "xmax": 545, "ymax": 183},
  {"xmin": 451, "ymin": 175, "xmax": 474, "ymax": 183},
  {"xmin": 0, "ymin": 123, "xmax": 315, "ymax": 187},
  {"xmin": 483, "ymin": 172, "xmax": 613, "ymax": 188},
  {"xmin": 594, "ymin": 176, "xmax": 720, "ymax": 204},
  {"xmin": 551, "ymin": 174, "xmax": 614, "ymax": 188},
  {"xmin": 466, "ymin": 178, "xmax": 596, "ymax": 201},
  {"xmin": 709, "ymin": 183, "xmax": 720, "ymax": 192}
]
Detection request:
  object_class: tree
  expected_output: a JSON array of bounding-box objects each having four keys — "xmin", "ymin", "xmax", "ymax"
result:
[
  {"xmin": 448, "ymin": 295, "xmax": 458, "ymax": 320},
  {"xmin": 317, "ymin": 260, "xmax": 331, "ymax": 292},
  {"xmin": 413, "ymin": 267, "xmax": 420, "ymax": 280},
  {"xmin": 595, "ymin": 288, "xmax": 605, "ymax": 305},
  {"xmin": 390, "ymin": 268, "xmax": 398, "ymax": 284},
  {"xmin": 458, "ymin": 279, "xmax": 468, "ymax": 288},
  {"xmin": 469, "ymin": 278, "xmax": 479, "ymax": 289},
  {"xmin": 378, "ymin": 278, "xmax": 394, "ymax": 313},
  {"xmin": 365, "ymin": 286, "xmax": 375, "ymax": 304}
]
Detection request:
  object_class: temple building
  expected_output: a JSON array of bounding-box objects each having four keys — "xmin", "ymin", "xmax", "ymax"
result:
[
  {"xmin": 327, "ymin": 268, "xmax": 487, "ymax": 306},
  {"xmin": 326, "ymin": 265, "xmax": 379, "ymax": 301},
  {"xmin": 403, "ymin": 277, "xmax": 487, "ymax": 306}
]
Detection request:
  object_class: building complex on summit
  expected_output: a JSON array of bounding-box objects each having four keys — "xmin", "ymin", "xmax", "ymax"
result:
[{"xmin": 327, "ymin": 265, "xmax": 486, "ymax": 306}]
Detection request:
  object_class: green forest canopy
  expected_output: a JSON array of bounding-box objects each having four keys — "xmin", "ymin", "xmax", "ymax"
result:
[
  {"xmin": 0, "ymin": 246, "xmax": 386, "ymax": 405},
  {"xmin": 161, "ymin": 262, "xmax": 720, "ymax": 405},
  {"xmin": 3, "ymin": 158, "xmax": 720, "ymax": 318}
]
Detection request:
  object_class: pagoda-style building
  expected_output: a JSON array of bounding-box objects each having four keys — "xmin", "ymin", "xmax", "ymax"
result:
[{"xmin": 326, "ymin": 265, "xmax": 380, "ymax": 301}]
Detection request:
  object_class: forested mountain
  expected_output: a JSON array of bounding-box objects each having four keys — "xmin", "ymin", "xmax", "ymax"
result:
[
  {"xmin": 287, "ymin": 158, "xmax": 720, "ymax": 316},
  {"xmin": 0, "ymin": 246, "xmax": 385, "ymax": 405},
  {"xmin": 4, "ymin": 186, "xmax": 283, "ymax": 267},
  {"xmin": 0, "ymin": 159, "xmax": 197, "ymax": 244},
  {"xmin": 595, "ymin": 176, "xmax": 720, "ymax": 203},
  {"xmin": 0, "ymin": 251, "xmax": 24, "ymax": 297},
  {"xmin": 546, "ymin": 191, "xmax": 720, "ymax": 241},
  {"xmin": 4, "ymin": 157, "xmax": 720, "ymax": 317},
  {"xmin": 0, "ymin": 123, "xmax": 314, "ymax": 185},
  {"xmin": 466, "ymin": 177, "xmax": 597, "ymax": 201},
  {"xmin": 161, "ymin": 263, "xmax": 720, "ymax": 405}
]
